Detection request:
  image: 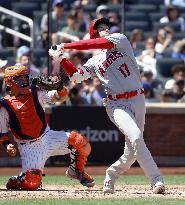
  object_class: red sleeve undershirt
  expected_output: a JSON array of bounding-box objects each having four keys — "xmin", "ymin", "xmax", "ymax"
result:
[
  {"xmin": 63, "ymin": 38, "xmax": 114, "ymax": 50},
  {"xmin": 60, "ymin": 58, "xmax": 78, "ymax": 77}
]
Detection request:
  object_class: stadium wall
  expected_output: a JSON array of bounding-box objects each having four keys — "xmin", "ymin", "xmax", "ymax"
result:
[{"xmin": 1, "ymin": 103, "xmax": 185, "ymax": 166}]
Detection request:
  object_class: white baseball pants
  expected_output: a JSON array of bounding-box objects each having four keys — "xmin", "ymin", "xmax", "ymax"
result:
[
  {"xmin": 16, "ymin": 127, "xmax": 71, "ymax": 173},
  {"xmin": 105, "ymin": 95, "xmax": 163, "ymax": 185}
]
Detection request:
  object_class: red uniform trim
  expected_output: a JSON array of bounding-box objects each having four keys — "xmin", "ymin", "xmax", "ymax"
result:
[
  {"xmin": 60, "ymin": 58, "xmax": 78, "ymax": 77},
  {"xmin": 107, "ymin": 89, "xmax": 144, "ymax": 100},
  {"xmin": 64, "ymin": 38, "xmax": 114, "ymax": 50}
]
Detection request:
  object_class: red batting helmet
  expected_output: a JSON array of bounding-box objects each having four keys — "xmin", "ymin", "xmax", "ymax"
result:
[{"xmin": 89, "ymin": 18, "xmax": 110, "ymax": 39}]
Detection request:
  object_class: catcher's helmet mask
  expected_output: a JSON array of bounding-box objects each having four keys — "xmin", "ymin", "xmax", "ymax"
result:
[
  {"xmin": 13, "ymin": 75, "xmax": 29, "ymax": 88},
  {"xmin": 93, "ymin": 18, "xmax": 110, "ymax": 30},
  {"xmin": 4, "ymin": 65, "xmax": 30, "ymax": 94}
]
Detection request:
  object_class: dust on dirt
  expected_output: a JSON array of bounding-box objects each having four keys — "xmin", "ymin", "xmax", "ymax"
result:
[{"xmin": 1, "ymin": 185, "xmax": 185, "ymax": 199}]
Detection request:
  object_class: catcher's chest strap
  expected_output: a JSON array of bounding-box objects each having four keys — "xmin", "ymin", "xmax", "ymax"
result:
[{"xmin": 31, "ymin": 85, "xmax": 47, "ymax": 136}]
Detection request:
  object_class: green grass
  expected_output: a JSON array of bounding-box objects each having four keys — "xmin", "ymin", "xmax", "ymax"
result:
[
  {"xmin": 1, "ymin": 175, "xmax": 185, "ymax": 205},
  {"xmin": 1, "ymin": 175, "xmax": 185, "ymax": 186},
  {"xmin": 0, "ymin": 199, "xmax": 185, "ymax": 205}
]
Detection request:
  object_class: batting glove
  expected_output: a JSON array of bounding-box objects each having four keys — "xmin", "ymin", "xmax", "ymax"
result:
[
  {"xmin": 49, "ymin": 44, "xmax": 65, "ymax": 61},
  {"xmin": 51, "ymin": 43, "xmax": 65, "ymax": 51}
]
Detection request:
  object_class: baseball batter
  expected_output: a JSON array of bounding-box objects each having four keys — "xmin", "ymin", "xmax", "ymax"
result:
[
  {"xmin": 0, "ymin": 65, "xmax": 94, "ymax": 190},
  {"xmin": 49, "ymin": 17, "xmax": 165, "ymax": 194}
]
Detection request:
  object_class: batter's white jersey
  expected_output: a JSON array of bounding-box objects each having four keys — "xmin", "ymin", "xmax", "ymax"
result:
[
  {"xmin": 83, "ymin": 33, "xmax": 143, "ymax": 95},
  {"xmin": 80, "ymin": 33, "xmax": 164, "ymax": 186}
]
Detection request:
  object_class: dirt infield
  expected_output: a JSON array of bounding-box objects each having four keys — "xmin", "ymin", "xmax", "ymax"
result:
[
  {"xmin": 0, "ymin": 185, "xmax": 185, "ymax": 199},
  {"xmin": 1, "ymin": 167, "xmax": 185, "ymax": 199},
  {"xmin": 1, "ymin": 166, "xmax": 185, "ymax": 176}
]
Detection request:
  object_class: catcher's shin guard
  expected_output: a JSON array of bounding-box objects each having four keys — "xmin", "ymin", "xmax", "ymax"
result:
[
  {"xmin": 67, "ymin": 131, "xmax": 95, "ymax": 187},
  {"xmin": 6, "ymin": 169, "xmax": 42, "ymax": 191},
  {"xmin": 19, "ymin": 169, "xmax": 42, "ymax": 191}
]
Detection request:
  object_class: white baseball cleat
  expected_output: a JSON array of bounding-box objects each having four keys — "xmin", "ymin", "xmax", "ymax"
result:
[
  {"xmin": 103, "ymin": 180, "xmax": 114, "ymax": 194},
  {"xmin": 153, "ymin": 182, "xmax": 165, "ymax": 194}
]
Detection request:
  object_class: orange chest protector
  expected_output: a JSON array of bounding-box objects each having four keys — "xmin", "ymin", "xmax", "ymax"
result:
[{"xmin": 0, "ymin": 86, "xmax": 46, "ymax": 140}]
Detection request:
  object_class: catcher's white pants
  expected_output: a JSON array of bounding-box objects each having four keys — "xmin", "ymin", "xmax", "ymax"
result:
[
  {"xmin": 105, "ymin": 95, "xmax": 163, "ymax": 185},
  {"xmin": 16, "ymin": 127, "xmax": 71, "ymax": 173}
]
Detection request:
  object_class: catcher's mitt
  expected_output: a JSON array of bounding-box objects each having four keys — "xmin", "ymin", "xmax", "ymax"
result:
[{"xmin": 32, "ymin": 68, "xmax": 70, "ymax": 91}]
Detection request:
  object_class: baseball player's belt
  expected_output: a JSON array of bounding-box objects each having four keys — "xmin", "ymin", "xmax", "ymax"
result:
[
  {"xmin": 20, "ymin": 138, "xmax": 39, "ymax": 145},
  {"xmin": 19, "ymin": 129, "xmax": 49, "ymax": 145},
  {"xmin": 107, "ymin": 88, "xmax": 144, "ymax": 100}
]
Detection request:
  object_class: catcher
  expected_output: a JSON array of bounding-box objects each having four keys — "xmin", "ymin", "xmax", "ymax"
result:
[{"xmin": 0, "ymin": 64, "xmax": 94, "ymax": 191}]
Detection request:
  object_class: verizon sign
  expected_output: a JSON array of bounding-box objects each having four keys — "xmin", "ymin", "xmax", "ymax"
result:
[{"xmin": 50, "ymin": 106, "xmax": 125, "ymax": 163}]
